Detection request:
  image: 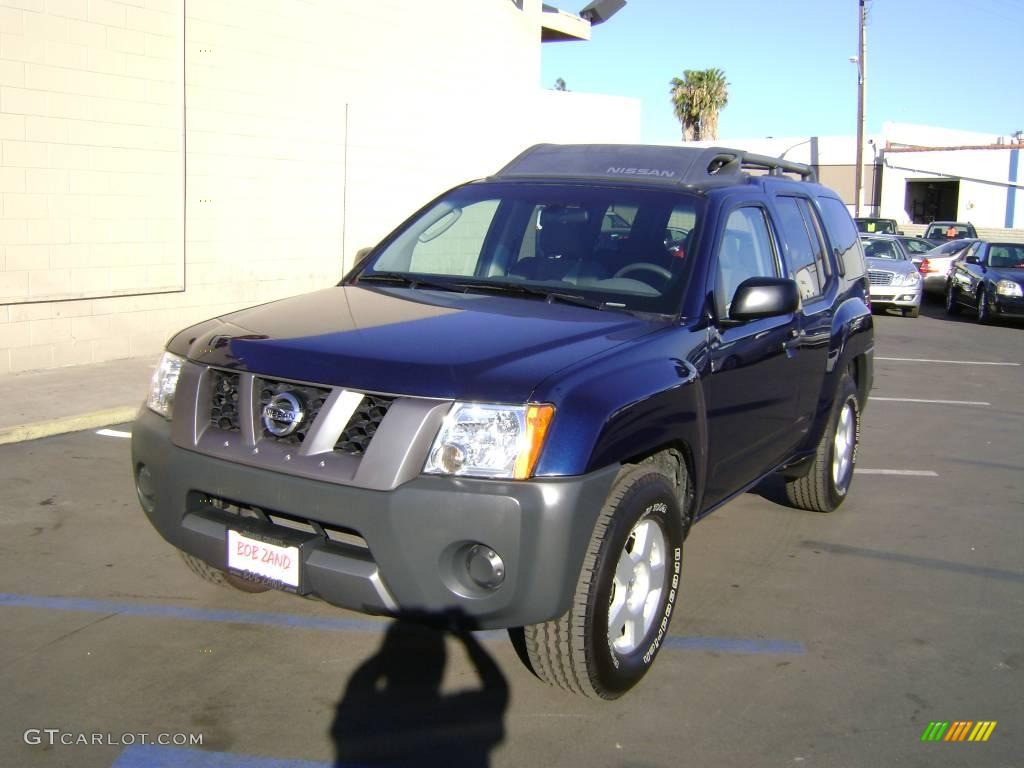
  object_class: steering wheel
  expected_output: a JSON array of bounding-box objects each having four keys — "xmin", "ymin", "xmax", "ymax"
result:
[{"xmin": 613, "ymin": 263, "xmax": 673, "ymax": 282}]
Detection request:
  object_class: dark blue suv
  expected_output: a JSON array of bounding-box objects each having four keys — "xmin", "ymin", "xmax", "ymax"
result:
[{"xmin": 133, "ymin": 145, "xmax": 874, "ymax": 699}]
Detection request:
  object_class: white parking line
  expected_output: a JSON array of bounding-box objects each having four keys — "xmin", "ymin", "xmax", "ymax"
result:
[
  {"xmin": 856, "ymin": 469, "xmax": 939, "ymax": 477},
  {"xmin": 872, "ymin": 396, "xmax": 990, "ymax": 406},
  {"xmin": 876, "ymin": 357, "xmax": 1020, "ymax": 366},
  {"xmin": 95, "ymin": 429, "xmax": 131, "ymax": 439}
]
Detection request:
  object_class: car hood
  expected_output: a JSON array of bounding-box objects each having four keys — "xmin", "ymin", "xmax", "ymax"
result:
[
  {"xmin": 171, "ymin": 286, "xmax": 671, "ymax": 402},
  {"xmin": 866, "ymin": 257, "xmax": 917, "ymax": 275}
]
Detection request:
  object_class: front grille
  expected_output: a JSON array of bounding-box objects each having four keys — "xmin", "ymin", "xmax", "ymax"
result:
[
  {"xmin": 256, "ymin": 378, "xmax": 332, "ymax": 445},
  {"xmin": 336, "ymin": 395, "xmax": 394, "ymax": 455},
  {"xmin": 868, "ymin": 270, "xmax": 894, "ymax": 286},
  {"xmin": 209, "ymin": 370, "xmax": 242, "ymax": 431},
  {"xmin": 203, "ymin": 368, "xmax": 396, "ymax": 458}
]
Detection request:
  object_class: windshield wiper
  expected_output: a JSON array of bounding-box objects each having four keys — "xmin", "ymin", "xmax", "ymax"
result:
[
  {"xmin": 453, "ymin": 281, "xmax": 615, "ymax": 311},
  {"xmin": 356, "ymin": 272, "xmax": 465, "ymax": 293}
]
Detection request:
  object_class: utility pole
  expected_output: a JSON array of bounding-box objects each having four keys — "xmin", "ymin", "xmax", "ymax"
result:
[{"xmin": 853, "ymin": 0, "xmax": 867, "ymax": 217}]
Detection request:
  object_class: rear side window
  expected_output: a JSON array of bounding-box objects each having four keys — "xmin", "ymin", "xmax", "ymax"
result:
[
  {"xmin": 817, "ymin": 197, "xmax": 865, "ymax": 278},
  {"xmin": 776, "ymin": 196, "xmax": 829, "ymax": 300}
]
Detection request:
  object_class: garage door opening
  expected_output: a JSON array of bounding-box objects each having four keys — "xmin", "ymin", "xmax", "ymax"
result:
[{"xmin": 905, "ymin": 179, "xmax": 960, "ymax": 224}]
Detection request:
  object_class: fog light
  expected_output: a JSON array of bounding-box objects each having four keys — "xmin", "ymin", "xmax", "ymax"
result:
[
  {"xmin": 135, "ymin": 463, "xmax": 155, "ymax": 513},
  {"xmin": 465, "ymin": 544, "xmax": 505, "ymax": 590}
]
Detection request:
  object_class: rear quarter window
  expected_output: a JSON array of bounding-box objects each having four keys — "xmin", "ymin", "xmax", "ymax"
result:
[{"xmin": 817, "ymin": 197, "xmax": 866, "ymax": 279}]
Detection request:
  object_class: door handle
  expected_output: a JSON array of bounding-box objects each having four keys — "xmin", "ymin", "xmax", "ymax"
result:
[{"xmin": 783, "ymin": 328, "xmax": 802, "ymax": 356}]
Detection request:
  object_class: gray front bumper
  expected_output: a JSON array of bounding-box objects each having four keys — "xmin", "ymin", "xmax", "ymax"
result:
[{"xmin": 132, "ymin": 408, "xmax": 618, "ymax": 629}]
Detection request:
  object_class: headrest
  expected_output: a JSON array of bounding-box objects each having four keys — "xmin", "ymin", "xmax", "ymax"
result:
[{"xmin": 540, "ymin": 206, "xmax": 589, "ymax": 227}]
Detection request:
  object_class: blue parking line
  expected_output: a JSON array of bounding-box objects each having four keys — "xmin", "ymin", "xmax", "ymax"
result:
[
  {"xmin": 0, "ymin": 592, "xmax": 388, "ymax": 632},
  {"xmin": 664, "ymin": 636, "xmax": 804, "ymax": 654},
  {"xmin": 113, "ymin": 745, "xmax": 330, "ymax": 768},
  {"xmin": 0, "ymin": 592, "xmax": 804, "ymax": 655}
]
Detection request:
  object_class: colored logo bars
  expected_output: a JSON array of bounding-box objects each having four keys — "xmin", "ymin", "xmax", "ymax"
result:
[{"xmin": 921, "ymin": 721, "xmax": 997, "ymax": 742}]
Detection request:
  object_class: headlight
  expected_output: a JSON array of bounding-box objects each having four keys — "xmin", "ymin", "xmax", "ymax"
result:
[
  {"xmin": 425, "ymin": 402, "xmax": 554, "ymax": 480},
  {"xmin": 893, "ymin": 271, "xmax": 921, "ymax": 286},
  {"xmin": 147, "ymin": 352, "xmax": 184, "ymax": 418},
  {"xmin": 996, "ymin": 279, "xmax": 1023, "ymax": 297}
]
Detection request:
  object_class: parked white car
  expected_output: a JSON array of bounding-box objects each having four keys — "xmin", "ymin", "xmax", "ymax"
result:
[{"xmin": 860, "ymin": 235, "xmax": 923, "ymax": 317}]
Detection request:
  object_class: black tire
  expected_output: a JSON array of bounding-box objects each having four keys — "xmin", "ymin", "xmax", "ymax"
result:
[
  {"xmin": 945, "ymin": 283, "xmax": 959, "ymax": 315},
  {"xmin": 976, "ymin": 286, "xmax": 991, "ymax": 324},
  {"xmin": 785, "ymin": 372, "xmax": 860, "ymax": 513},
  {"xmin": 904, "ymin": 306, "xmax": 919, "ymax": 318},
  {"xmin": 520, "ymin": 464, "xmax": 685, "ymax": 699},
  {"xmin": 179, "ymin": 550, "xmax": 270, "ymax": 593}
]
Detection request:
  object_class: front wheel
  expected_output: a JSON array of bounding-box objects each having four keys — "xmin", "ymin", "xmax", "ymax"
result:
[
  {"xmin": 785, "ymin": 372, "xmax": 860, "ymax": 513},
  {"xmin": 976, "ymin": 287, "xmax": 991, "ymax": 324},
  {"xmin": 520, "ymin": 465, "xmax": 685, "ymax": 699},
  {"xmin": 945, "ymin": 283, "xmax": 960, "ymax": 315},
  {"xmin": 904, "ymin": 306, "xmax": 920, "ymax": 318}
]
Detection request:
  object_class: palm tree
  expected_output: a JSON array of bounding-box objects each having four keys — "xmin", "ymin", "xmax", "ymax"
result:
[{"xmin": 670, "ymin": 69, "xmax": 729, "ymax": 141}]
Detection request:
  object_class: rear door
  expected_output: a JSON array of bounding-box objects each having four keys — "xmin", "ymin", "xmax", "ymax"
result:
[{"xmin": 771, "ymin": 194, "xmax": 835, "ymax": 432}]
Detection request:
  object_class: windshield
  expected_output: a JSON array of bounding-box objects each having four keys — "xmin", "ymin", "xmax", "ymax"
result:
[
  {"xmin": 353, "ymin": 182, "xmax": 704, "ymax": 316},
  {"xmin": 855, "ymin": 218, "xmax": 897, "ymax": 234},
  {"xmin": 901, "ymin": 237, "xmax": 932, "ymax": 254},
  {"xmin": 988, "ymin": 244, "xmax": 1024, "ymax": 268},
  {"xmin": 861, "ymin": 238, "xmax": 907, "ymax": 260},
  {"xmin": 927, "ymin": 223, "xmax": 972, "ymax": 238}
]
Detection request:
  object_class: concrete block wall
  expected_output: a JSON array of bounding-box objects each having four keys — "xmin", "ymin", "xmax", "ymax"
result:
[
  {"xmin": 1, "ymin": 0, "xmax": 183, "ymax": 372},
  {"xmin": 0, "ymin": 0, "xmax": 642, "ymax": 375}
]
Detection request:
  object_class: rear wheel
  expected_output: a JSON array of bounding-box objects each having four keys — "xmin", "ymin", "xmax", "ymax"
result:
[
  {"xmin": 179, "ymin": 551, "xmax": 270, "ymax": 593},
  {"xmin": 785, "ymin": 372, "xmax": 860, "ymax": 513},
  {"xmin": 520, "ymin": 464, "xmax": 685, "ymax": 699}
]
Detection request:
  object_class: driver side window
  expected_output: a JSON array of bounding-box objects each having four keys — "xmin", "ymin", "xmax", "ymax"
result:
[{"xmin": 714, "ymin": 206, "xmax": 779, "ymax": 318}]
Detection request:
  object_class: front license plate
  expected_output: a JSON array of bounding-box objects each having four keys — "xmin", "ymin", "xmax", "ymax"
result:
[{"xmin": 227, "ymin": 530, "xmax": 300, "ymax": 589}]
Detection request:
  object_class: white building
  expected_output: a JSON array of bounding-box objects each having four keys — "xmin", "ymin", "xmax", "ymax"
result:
[
  {"xmin": 0, "ymin": 0, "xmax": 640, "ymax": 375},
  {"xmin": 691, "ymin": 123, "xmax": 1024, "ymax": 230}
]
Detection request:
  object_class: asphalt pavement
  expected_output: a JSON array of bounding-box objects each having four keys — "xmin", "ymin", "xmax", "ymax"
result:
[{"xmin": 0, "ymin": 302, "xmax": 1021, "ymax": 767}]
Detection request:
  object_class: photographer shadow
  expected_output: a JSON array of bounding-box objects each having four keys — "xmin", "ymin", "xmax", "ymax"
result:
[{"xmin": 330, "ymin": 612, "xmax": 509, "ymax": 768}]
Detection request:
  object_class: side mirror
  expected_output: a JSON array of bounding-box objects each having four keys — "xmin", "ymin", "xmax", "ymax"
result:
[
  {"xmin": 965, "ymin": 255, "xmax": 980, "ymax": 265},
  {"xmin": 729, "ymin": 277, "xmax": 800, "ymax": 322}
]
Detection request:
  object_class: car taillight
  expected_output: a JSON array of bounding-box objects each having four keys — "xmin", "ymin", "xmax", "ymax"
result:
[{"xmin": 919, "ymin": 258, "xmax": 935, "ymax": 274}]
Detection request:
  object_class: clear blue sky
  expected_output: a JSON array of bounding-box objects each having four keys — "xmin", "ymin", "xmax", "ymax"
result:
[{"xmin": 541, "ymin": 0, "xmax": 1024, "ymax": 143}]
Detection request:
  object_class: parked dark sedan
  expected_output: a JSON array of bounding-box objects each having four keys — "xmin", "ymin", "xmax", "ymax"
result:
[{"xmin": 945, "ymin": 241, "xmax": 1024, "ymax": 323}]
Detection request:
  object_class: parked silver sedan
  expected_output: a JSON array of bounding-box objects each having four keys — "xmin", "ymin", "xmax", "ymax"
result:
[
  {"xmin": 912, "ymin": 238, "xmax": 978, "ymax": 296},
  {"xmin": 860, "ymin": 235, "xmax": 923, "ymax": 317}
]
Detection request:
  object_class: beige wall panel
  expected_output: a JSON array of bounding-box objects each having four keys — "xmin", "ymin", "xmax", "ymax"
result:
[{"xmin": 1, "ymin": 1, "xmax": 640, "ymax": 375}]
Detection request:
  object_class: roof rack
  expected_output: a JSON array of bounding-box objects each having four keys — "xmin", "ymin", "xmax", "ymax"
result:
[{"xmin": 493, "ymin": 144, "xmax": 817, "ymax": 185}]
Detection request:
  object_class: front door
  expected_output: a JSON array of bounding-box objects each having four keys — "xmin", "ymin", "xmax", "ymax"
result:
[{"xmin": 704, "ymin": 204, "xmax": 802, "ymax": 506}]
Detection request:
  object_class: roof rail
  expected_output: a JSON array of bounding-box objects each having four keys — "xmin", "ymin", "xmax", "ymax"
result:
[
  {"xmin": 493, "ymin": 144, "xmax": 817, "ymax": 185},
  {"xmin": 707, "ymin": 150, "xmax": 817, "ymax": 182}
]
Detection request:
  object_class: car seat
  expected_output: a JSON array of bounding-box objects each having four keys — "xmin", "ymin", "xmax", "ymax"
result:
[{"xmin": 510, "ymin": 206, "xmax": 590, "ymax": 281}]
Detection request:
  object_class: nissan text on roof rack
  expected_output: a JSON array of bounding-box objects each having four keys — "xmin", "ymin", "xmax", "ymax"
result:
[{"xmin": 133, "ymin": 144, "xmax": 874, "ymax": 699}]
